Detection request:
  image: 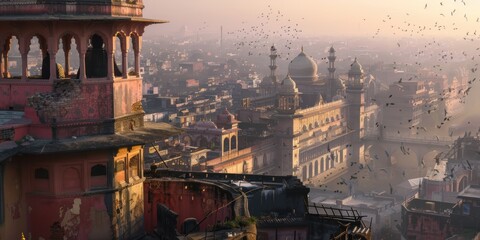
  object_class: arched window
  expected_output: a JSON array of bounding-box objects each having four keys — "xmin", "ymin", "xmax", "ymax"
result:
[
  {"xmin": 129, "ymin": 154, "xmax": 140, "ymax": 179},
  {"xmin": 115, "ymin": 159, "xmax": 126, "ymax": 184},
  {"xmin": 27, "ymin": 35, "xmax": 48, "ymax": 78},
  {"xmin": 114, "ymin": 33, "xmax": 124, "ymax": 77},
  {"xmin": 90, "ymin": 164, "xmax": 107, "ymax": 189},
  {"xmin": 243, "ymin": 161, "xmax": 248, "ymax": 173},
  {"xmin": 55, "ymin": 34, "xmax": 78, "ymax": 79},
  {"xmin": 84, "ymin": 33, "xmax": 120, "ymax": 78},
  {"xmin": 320, "ymin": 158, "xmax": 325, "ymax": 173},
  {"xmin": 231, "ymin": 136, "xmax": 237, "ymax": 150},
  {"xmin": 223, "ymin": 138, "xmax": 230, "ymax": 152},
  {"xmin": 2, "ymin": 36, "xmax": 21, "ymax": 79},
  {"xmin": 314, "ymin": 161, "xmax": 318, "ymax": 176},
  {"xmin": 129, "ymin": 33, "xmax": 138, "ymax": 76}
]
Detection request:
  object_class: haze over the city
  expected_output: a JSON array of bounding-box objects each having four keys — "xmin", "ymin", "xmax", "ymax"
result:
[
  {"xmin": 147, "ymin": 0, "xmax": 480, "ymax": 38},
  {"xmin": 2, "ymin": 0, "xmax": 480, "ymax": 239}
]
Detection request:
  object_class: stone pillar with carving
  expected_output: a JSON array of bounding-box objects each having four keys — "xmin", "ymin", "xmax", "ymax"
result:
[
  {"xmin": 77, "ymin": 36, "xmax": 87, "ymax": 81},
  {"xmin": 62, "ymin": 36, "xmax": 71, "ymax": 77},
  {"xmin": 19, "ymin": 37, "xmax": 29, "ymax": 80},
  {"xmin": 0, "ymin": 38, "xmax": 4, "ymax": 80},
  {"xmin": 48, "ymin": 37, "xmax": 58, "ymax": 81},
  {"xmin": 3, "ymin": 38, "xmax": 10, "ymax": 78},
  {"xmin": 107, "ymin": 36, "xmax": 114, "ymax": 80},
  {"xmin": 121, "ymin": 35, "xmax": 128, "ymax": 78},
  {"xmin": 133, "ymin": 36, "xmax": 141, "ymax": 76}
]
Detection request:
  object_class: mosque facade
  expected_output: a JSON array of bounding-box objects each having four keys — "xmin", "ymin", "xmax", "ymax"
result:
[{"xmin": 185, "ymin": 46, "xmax": 380, "ymax": 183}]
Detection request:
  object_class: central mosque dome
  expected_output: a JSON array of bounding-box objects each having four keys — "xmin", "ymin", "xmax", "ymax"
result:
[{"xmin": 288, "ymin": 47, "xmax": 318, "ymax": 83}]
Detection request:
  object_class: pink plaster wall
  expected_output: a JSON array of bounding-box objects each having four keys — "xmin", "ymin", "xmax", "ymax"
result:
[
  {"xmin": 113, "ymin": 78, "xmax": 142, "ymax": 118},
  {"xmin": 0, "ymin": 82, "xmax": 52, "ymax": 110}
]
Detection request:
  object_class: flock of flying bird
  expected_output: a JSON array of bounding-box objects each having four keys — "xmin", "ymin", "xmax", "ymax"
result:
[{"xmin": 201, "ymin": 0, "xmax": 480, "ymax": 194}]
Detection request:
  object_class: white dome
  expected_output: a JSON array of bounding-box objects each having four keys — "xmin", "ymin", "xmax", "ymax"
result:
[
  {"xmin": 279, "ymin": 74, "xmax": 298, "ymax": 94},
  {"xmin": 349, "ymin": 58, "xmax": 364, "ymax": 75},
  {"xmin": 288, "ymin": 48, "xmax": 317, "ymax": 82}
]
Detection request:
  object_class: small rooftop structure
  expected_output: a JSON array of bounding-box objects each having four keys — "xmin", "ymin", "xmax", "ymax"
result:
[{"xmin": 403, "ymin": 198, "xmax": 454, "ymax": 216}]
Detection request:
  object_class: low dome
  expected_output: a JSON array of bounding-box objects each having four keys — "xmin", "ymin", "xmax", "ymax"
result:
[
  {"xmin": 279, "ymin": 74, "xmax": 298, "ymax": 94},
  {"xmin": 288, "ymin": 48, "xmax": 318, "ymax": 83},
  {"xmin": 349, "ymin": 58, "xmax": 364, "ymax": 75},
  {"xmin": 329, "ymin": 46, "xmax": 336, "ymax": 53}
]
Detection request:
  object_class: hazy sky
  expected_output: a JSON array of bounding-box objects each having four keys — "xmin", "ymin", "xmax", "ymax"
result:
[{"xmin": 144, "ymin": 0, "xmax": 480, "ymax": 39}]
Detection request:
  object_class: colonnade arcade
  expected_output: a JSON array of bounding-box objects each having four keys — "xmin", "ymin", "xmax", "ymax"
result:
[{"xmin": 0, "ymin": 23, "xmax": 143, "ymax": 81}]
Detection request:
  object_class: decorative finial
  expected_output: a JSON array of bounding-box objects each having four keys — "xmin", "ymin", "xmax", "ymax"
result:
[{"xmin": 301, "ymin": 46, "xmax": 304, "ymax": 52}]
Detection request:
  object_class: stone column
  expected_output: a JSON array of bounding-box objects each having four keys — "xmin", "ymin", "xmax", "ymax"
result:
[
  {"xmin": 0, "ymin": 52, "xmax": 3, "ymax": 81},
  {"xmin": 62, "ymin": 36, "xmax": 71, "ymax": 77},
  {"xmin": 107, "ymin": 36, "xmax": 114, "ymax": 80},
  {"xmin": 3, "ymin": 53, "xmax": 7, "ymax": 78},
  {"xmin": 49, "ymin": 51, "xmax": 57, "ymax": 80},
  {"xmin": 48, "ymin": 37, "xmax": 58, "ymax": 81},
  {"xmin": 133, "ymin": 36, "xmax": 141, "ymax": 77},
  {"xmin": 77, "ymin": 36, "xmax": 87, "ymax": 81},
  {"xmin": 3, "ymin": 38, "xmax": 10, "ymax": 78},
  {"xmin": 19, "ymin": 37, "xmax": 30, "ymax": 80},
  {"xmin": 20, "ymin": 50, "xmax": 28, "ymax": 80},
  {"xmin": 122, "ymin": 37, "xmax": 128, "ymax": 78}
]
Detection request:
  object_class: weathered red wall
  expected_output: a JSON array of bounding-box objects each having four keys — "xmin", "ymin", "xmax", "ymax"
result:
[
  {"xmin": 144, "ymin": 180, "xmax": 235, "ymax": 234},
  {"xmin": 0, "ymin": 160, "xmax": 28, "ymax": 240},
  {"xmin": 27, "ymin": 195, "xmax": 111, "ymax": 240},
  {"xmin": 404, "ymin": 213, "xmax": 452, "ymax": 240},
  {"xmin": 113, "ymin": 79, "xmax": 142, "ymax": 118},
  {"xmin": 0, "ymin": 82, "xmax": 52, "ymax": 110}
]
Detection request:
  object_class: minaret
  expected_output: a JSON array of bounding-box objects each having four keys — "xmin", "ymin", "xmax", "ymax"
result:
[
  {"xmin": 328, "ymin": 46, "xmax": 336, "ymax": 80},
  {"xmin": 326, "ymin": 46, "xmax": 337, "ymax": 101},
  {"xmin": 346, "ymin": 58, "xmax": 365, "ymax": 164},
  {"xmin": 269, "ymin": 45, "xmax": 278, "ymax": 88},
  {"xmin": 275, "ymin": 74, "xmax": 300, "ymax": 176},
  {"xmin": 260, "ymin": 45, "xmax": 279, "ymax": 96}
]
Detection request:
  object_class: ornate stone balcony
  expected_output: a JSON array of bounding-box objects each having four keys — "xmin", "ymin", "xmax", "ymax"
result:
[{"xmin": 0, "ymin": 0, "xmax": 144, "ymax": 17}]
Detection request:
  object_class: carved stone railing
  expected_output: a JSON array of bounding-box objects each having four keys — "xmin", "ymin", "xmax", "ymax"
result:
[{"xmin": 0, "ymin": 0, "xmax": 144, "ymax": 17}]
